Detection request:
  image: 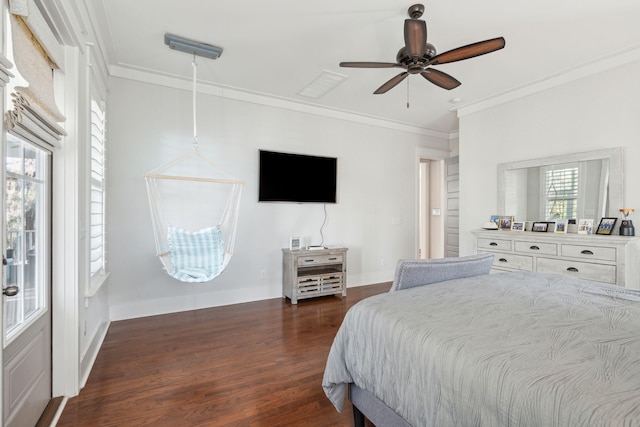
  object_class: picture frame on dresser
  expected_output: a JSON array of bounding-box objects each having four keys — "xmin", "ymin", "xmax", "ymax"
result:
[
  {"xmin": 578, "ymin": 219, "xmax": 594, "ymax": 234},
  {"xmin": 596, "ymin": 217, "xmax": 617, "ymax": 235},
  {"xmin": 554, "ymin": 219, "xmax": 568, "ymax": 233},
  {"xmin": 511, "ymin": 221, "xmax": 525, "ymax": 231},
  {"xmin": 499, "ymin": 216, "xmax": 514, "ymax": 230},
  {"xmin": 532, "ymin": 222, "xmax": 548, "ymax": 232}
]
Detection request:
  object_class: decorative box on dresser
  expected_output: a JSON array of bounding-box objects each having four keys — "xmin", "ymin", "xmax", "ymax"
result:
[
  {"xmin": 471, "ymin": 230, "xmax": 640, "ymax": 290},
  {"xmin": 282, "ymin": 247, "xmax": 347, "ymax": 304}
]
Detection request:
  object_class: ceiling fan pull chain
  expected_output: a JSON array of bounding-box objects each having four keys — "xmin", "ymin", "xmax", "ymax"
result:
[{"xmin": 192, "ymin": 54, "xmax": 199, "ymax": 150}]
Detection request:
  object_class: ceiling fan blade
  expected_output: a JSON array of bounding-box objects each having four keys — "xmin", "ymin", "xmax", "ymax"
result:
[
  {"xmin": 340, "ymin": 62, "xmax": 401, "ymax": 68},
  {"xmin": 404, "ymin": 19, "xmax": 427, "ymax": 58},
  {"xmin": 373, "ymin": 72, "xmax": 409, "ymax": 94},
  {"xmin": 420, "ymin": 69, "xmax": 461, "ymax": 90},
  {"xmin": 428, "ymin": 37, "xmax": 505, "ymax": 65}
]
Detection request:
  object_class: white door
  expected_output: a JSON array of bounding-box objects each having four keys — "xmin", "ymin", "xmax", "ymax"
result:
[{"xmin": 2, "ymin": 135, "xmax": 51, "ymax": 427}]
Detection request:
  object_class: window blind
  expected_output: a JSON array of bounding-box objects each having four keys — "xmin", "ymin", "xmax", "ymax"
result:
[
  {"xmin": 545, "ymin": 166, "xmax": 578, "ymax": 220},
  {"xmin": 90, "ymin": 99, "xmax": 106, "ymax": 278}
]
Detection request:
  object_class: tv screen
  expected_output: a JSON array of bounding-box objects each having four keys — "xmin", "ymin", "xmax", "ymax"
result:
[{"xmin": 258, "ymin": 150, "xmax": 337, "ymax": 203}]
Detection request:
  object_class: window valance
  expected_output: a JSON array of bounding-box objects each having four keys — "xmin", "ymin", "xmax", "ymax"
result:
[{"xmin": 5, "ymin": 0, "xmax": 66, "ymax": 148}]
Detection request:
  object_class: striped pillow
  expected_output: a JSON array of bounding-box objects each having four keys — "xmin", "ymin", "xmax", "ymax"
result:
[{"xmin": 167, "ymin": 225, "xmax": 225, "ymax": 282}]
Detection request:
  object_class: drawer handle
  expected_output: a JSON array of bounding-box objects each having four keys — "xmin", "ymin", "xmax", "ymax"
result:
[
  {"xmin": 566, "ymin": 267, "xmax": 579, "ymax": 273},
  {"xmin": 304, "ymin": 259, "xmax": 315, "ymax": 263},
  {"xmin": 529, "ymin": 245, "xmax": 540, "ymax": 250},
  {"xmin": 489, "ymin": 242, "xmax": 498, "ymax": 246},
  {"xmin": 580, "ymin": 250, "xmax": 594, "ymax": 255},
  {"xmin": 498, "ymin": 258, "xmax": 508, "ymax": 263},
  {"xmin": 328, "ymin": 257, "xmax": 337, "ymax": 261}
]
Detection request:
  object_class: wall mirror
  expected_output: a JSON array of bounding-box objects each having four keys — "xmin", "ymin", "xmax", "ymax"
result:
[{"xmin": 497, "ymin": 148, "xmax": 623, "ymax": 224}]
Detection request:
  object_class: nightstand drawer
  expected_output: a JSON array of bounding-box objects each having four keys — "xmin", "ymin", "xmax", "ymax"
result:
[
  {"xmin": 477, "ymin": 238, "xmax": 512, "ymax": 251},
  {"xmin": 537, "ymin": 257, "xmax": 616, "ymax": 284},
  {"xmin": 514, "ymin": 241, "xmax": 557, "ymax": 255},
  {"xmin": 297, "ymin": 254, "xmax": 344, "ymax": 267},
  {"xmin": 561, "ymin": 244, "xmax": 616, "ymax": 262}
]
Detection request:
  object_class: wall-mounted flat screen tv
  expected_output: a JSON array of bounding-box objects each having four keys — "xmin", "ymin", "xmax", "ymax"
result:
[{"xmin": 258, "ymin": 150, "xmax": 337, "ymax": 203}]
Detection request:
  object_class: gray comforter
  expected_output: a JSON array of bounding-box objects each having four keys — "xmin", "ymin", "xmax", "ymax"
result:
[{"xmin": 322, "ymin": 271, "xmax": 640, "ymax": 426}]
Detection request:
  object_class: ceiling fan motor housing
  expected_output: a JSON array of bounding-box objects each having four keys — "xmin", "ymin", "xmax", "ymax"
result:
[{"xmin": 396, "ymin": 43, "xmax": 437, "ymax": 65}]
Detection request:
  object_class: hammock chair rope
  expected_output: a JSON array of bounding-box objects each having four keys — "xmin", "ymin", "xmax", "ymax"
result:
[{"xmin": 144, "ymin": 56, "xmax": 244, "ymax": 282}]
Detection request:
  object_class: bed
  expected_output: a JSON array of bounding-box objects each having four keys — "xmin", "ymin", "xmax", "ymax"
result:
[{"xmin": 322, "ymin": 255, "xmax": 640, "ymax": 426}]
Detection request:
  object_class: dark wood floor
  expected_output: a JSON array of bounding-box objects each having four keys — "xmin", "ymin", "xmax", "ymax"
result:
[{"xmin": 57, "ymin": 283, "xmax": 391, "ymax": 426}]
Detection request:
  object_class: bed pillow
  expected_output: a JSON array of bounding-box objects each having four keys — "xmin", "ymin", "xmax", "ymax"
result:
[{"xmin": 389, "ymin": 253, "xmax": 495, "ymax": 292}]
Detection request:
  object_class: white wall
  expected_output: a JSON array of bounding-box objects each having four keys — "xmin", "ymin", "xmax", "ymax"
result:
[
  {"xmin": 106, "ymin": 77, "xmax": 450, "ymax": 320},
  {"xmin": 458, "ymin": 60, "xmax": 640, "ymax": 255}
]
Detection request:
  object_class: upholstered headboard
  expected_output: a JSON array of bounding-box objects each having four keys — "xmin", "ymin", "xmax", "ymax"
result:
[{"xmin": 389, "ymin": 254, "xmax": 495, "ymax": 292}]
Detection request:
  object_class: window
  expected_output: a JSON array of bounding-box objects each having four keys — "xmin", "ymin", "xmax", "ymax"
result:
[
  {"xmin": 4, "ymin": 135, "xmax": 50, "ymax": 340},
  {"xmin": 544, "ymin": 165, "xmax": 578, "ymax": 220},
  {"xmin": 90, "ymin": 99, "xmax": 106, "ymax": 278}
]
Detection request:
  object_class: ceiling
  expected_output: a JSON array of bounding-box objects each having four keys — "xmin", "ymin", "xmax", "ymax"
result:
[{"xmin": 88, "ymin": 0, "xmax": 640, "ymax": 134}]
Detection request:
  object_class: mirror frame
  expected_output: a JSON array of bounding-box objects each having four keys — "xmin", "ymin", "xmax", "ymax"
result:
[{"xmin": 497, "ymin": 147, "xmax": 623, "ymax": 221}]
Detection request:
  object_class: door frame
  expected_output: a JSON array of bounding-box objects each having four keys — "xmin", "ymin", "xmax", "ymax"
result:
[
  {"xmin": 415, "ymin": 147, "xmax": 450, "ymax": 259},
  {"xmin": 0, "ymin": 3, "xmax": 83, "ymax": 417}
]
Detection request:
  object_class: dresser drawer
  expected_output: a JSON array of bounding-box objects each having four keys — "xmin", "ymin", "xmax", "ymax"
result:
[
  {"xmin": 561, "ymin": 244, "xmax": 616, "ymax": 262},
  {"xmin": 514, "ymin": 241, "xmax": 557, "ymax": 255},
  {"xmin": 537, "ymin": 257, "xmax": 616, "ymax": 284},
  {"xmin": 477, "ymin": 238, "xmax": 512, "ymax": 251},
  {"xmin": 297, "ymin": 254, "xmax": 343, "ymax": 267},
  {"xmin": 482, "ymin": 251, "xmax": 533, "ymax": 271}
]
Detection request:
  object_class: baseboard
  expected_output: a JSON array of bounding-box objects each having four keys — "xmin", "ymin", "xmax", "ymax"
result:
[
  {"xmin": 108, "ymin": 273, "xmax": 395, "ymax": 322},
  {"xmin": 80, "ymin": 321, "xmax": 110, "ymax": 388},
  {"xmin": 109, "ymin": 285, "xmax": 281, "ymax": 321}
]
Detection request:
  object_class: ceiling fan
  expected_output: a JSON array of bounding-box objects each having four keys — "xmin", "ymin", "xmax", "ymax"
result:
[{"xmin": 340, "ymin": 4, "xmax": 505, "ymax": 94}]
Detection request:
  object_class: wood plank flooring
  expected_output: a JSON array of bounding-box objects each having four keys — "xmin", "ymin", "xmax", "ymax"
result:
[{"xmin": 57, "ymin": 283, "xmax": 390, "ymax": 426}]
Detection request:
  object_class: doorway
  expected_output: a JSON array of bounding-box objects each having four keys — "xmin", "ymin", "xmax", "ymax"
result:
[
  {"xmin": 2, "ymin": 134, "xmax": 52, "ymax": 426},
  {"xmin": 418, "ymin": 158, "xmax": 445, "ymax": 259}
]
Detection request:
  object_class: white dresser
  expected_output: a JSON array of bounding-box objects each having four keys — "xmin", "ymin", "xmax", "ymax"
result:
[{"xmin": 472, "ymin": 229, "xmax": 640, "ymax": 289}]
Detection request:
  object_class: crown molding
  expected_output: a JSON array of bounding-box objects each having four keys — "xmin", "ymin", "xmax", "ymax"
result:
[
  {"xmin": 454, "ymin": 45, "xmax": 640, "ymax": 118},
  {"xmin": 109, "ymin": 64, "xmax": 452, "ymax": 140}
]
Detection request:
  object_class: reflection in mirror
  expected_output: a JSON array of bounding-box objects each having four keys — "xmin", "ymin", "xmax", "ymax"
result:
[{"xmin": 497, "ymin": 148, "xmax": 623, "ymax": 225}]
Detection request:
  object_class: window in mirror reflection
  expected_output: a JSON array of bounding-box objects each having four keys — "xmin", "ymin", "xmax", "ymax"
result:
[{"xmin": 544, "ymin": 165, "xmax": 578, "ymax": 220}]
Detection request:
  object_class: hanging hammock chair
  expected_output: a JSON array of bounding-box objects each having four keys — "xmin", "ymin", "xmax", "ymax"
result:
[
  {"xmin": 144, "ymin": 149, "xmax": 243, "ymax": 282},
  {"xmin": 144, "ymin": 45, "xmax": 244, "ymax": 282}
]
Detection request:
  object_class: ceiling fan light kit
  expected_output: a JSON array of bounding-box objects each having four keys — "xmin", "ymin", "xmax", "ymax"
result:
[{"xmin": 340, "ymin": 3, "xmax": 505, "ymax": 94}]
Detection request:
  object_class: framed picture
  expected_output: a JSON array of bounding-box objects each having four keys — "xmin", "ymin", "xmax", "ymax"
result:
[
  {"xmin": 490, "ymin": 215, "xmax": 500, "ymax": 225},
  {"xmin": 532, "ymin": 222, "xmax": 548, "ymax": 232},
  {"xmin": 511, "ymin": 221, "xmax": 525, "ymax": 231},
  {"xmin": 499, "ymin": 216, "xmax": 514, "ymax": 230},
  {"xmin": 596, "ymin": 217, "xmax": 617, "ymax": 235},
  {"xmin": 578, "ymin": 219, "xmax": 594, "ymax": 235},
  {"xmin": 554, "ymin": 219, "xmax": 568, "ymax": 233},
  {"xmin": 289, "ymin": 237, "xmax": 302, "ymax": 250}
]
